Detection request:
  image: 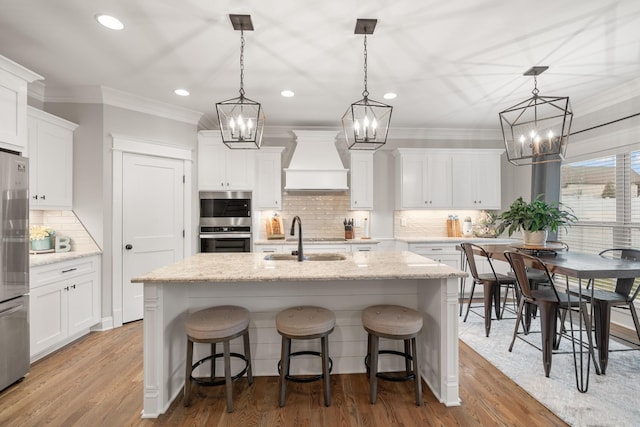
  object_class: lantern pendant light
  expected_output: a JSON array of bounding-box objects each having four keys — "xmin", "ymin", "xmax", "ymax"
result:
[
  {"xmin": 216, "ymin": 14, "xmax": 265, "ymax": 149},
  {"xmin": 342, "ymin": 19, "xmax": 392, "ymax": 150},
  {"xmin": 499, "ymin": 66, "xmax": 572, "ymax": 166}
]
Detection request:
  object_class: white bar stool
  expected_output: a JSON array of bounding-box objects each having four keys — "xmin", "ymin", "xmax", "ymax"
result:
[
  {"xmin": 183, "ymin": 305, "xmax": 253, "ymax": 413},
  {"xmin": 276, "ymin": 305, "xmax": 335, "ymax": 407},
  {"xmin": 362, "ymin": 304, "xmax": 423, "ymax": 406}
]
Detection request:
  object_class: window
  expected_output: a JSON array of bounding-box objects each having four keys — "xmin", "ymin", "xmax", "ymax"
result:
[{"xmin": 560, "ymin": 151, "xmax": 640, "ymax": 290}]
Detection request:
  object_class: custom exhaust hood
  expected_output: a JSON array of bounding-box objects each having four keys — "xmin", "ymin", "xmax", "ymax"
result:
[{"xmin": 284, "ymin": 130, "xmax": 349, "ymax": 191}]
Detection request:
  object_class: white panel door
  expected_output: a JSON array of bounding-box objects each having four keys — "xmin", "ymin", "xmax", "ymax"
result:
[{"xmin": 122, "ymin": 153, "xmax": 184, "ymax": 323}]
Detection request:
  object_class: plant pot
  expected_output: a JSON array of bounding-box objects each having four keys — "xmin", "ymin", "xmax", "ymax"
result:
[
  {"xmin": 31, "ymin": 237, "xmax": 52, "ymax": 251},
  {"xmin": 522, "ymin": 230, "xmax": 548, "ymax": 246}
]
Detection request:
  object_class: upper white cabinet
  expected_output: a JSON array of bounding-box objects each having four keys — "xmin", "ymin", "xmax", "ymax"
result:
[
  {"xmin": 254, "ymin": 147, "xmax": 284, "ymax": 209},
  {"xmin": 27, "ymin": 107, "xmax": 78, "ymax": 210},
  {"xmin": 394, "ymin": 149, "xmax": 452, "ymax": 209},
  {"xmin": 350, "ymin": 152, "xmax": 374, "ymax": 210},
  {"xmin": 394, "ymin": 148, "xmax": 502, "ymax": 210},
  {"xmin": 0, "ymin": 55, "xmax": 43, "ymax": 152},
  {"xmin": 198, "ymin": 130, "xmax": 255, "ymax": 191},
  {"xmin": 451, "ymin": 149, "xmax": 503, "ymax": 209}
]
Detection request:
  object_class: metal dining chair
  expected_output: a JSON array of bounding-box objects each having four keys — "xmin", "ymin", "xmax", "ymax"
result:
[
  {"xmin": 461, "ymin": 242, "xmax": 518, "ymax": 337},
  {"xmin": 504, "ymin": 250, "xmax": 599, "ymax": 378},
  {"xmin": 580, "ymin": 248, "xmax": 640, "ymax": 374}
]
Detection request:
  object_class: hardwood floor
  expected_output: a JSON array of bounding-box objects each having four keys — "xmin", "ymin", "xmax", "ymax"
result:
[{"xmin": 0, "ymin": 321, "xmax": 569, "ymax": 427}]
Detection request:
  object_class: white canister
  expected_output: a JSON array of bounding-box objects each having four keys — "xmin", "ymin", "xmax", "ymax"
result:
[{"xmin": 462, "ymin": 217, "xmax": 473, "ymax": 236}]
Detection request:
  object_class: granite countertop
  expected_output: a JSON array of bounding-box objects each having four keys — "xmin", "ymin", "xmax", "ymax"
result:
[
  {"xmin": 397, "ymin": 237, "xmax": 517, "ymax": 244},
  {"xmin": 30, "ymin": 249, "xmax": 103, "ymax": 268},
  {"xmin": 254, "ymin": 238, "xmax": 380, "ymax": 245},
  {"xmin": 132, "ymin": 251, "xmax": 467, "ymax": 284}
]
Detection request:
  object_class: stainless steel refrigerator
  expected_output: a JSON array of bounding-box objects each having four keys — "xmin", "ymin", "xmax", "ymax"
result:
[{"xmin": 0, "ymin": 150, "xmax": 29, "ymax": 391}]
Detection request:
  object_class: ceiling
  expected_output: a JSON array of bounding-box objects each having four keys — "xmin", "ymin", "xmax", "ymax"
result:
[{"xmin": 1, "ymin": 0, "xmax": 640, "ymax": 135}]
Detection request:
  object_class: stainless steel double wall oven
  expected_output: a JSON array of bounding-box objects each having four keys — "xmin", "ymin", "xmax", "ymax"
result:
[{"xmin": 199, "ymin": 191, "xmax": 252, "ymax": 253}]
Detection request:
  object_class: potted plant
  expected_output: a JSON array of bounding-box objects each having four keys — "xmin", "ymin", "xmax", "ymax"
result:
[{"xmin": 495, "ymin": 195, "xmax": 577, "ymax": 245}]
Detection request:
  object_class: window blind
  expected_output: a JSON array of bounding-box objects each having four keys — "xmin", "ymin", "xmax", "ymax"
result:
[{"xmin": 560, "ymin": 151, "xmax": 640, "ymax": 291}]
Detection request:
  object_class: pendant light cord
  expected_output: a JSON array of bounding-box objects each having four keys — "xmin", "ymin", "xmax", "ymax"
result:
[
  {"xmin": 239, "ymin": 28, "xmax": 245, "ymax": 98},
  {"xmin": 362, "ymin": 34, "xmax": 369, "ymax": 99}
]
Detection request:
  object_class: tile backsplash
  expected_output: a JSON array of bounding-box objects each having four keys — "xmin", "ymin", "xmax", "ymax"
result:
[
  {"xmin": 259, "ymin": 191, "xmax": 369, "ymax": 240},
  {"xmin": 393, "ymin": 209, "xmax": 494, "ymax": 238},
  {"xmin": 29, "ymin": 210, "xmax": 100, "ymax": 252}
]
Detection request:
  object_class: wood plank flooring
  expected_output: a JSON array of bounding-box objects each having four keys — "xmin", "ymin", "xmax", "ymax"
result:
[{"xmin": 0, "ymin": 320, "xmax": 570, "ymax": 427}]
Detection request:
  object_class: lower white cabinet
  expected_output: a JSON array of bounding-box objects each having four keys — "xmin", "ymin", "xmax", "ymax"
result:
[
  {"xmin": 29, "ymin": 255, "xmax": 101, "ymax": 361},
  {"xmin": 408, "ymin": 243, "xmax": 460, "ymax": 269},
  {"xmin": 255, "ymin": 244, "xmax": 284, "ymax": 253}
]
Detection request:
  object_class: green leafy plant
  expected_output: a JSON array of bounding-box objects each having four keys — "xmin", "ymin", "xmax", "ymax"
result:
[{"xmin": 495, "ymin": 195, "xmax": 577, "ymax": 236}]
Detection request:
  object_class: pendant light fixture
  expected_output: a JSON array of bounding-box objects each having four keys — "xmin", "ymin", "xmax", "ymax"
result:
[
  {"xmin": 499, "ymin": 66, "xmax": 572, "ymax": 166},
  {"xmin": 216, "ymin": 14, "xmax": 264, "ymax": 149},
  {"xmin": 342, "ymin": 19, "xmax": 392, "ymax": 151}
]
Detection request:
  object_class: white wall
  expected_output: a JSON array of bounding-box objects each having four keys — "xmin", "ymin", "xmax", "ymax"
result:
[{"xmin": 42, "ymin": 101, "xmax": 198, "ymax": 325}]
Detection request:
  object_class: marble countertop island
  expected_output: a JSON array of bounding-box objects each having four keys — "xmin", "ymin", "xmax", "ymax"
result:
[
  {"xmin": 132, "ymin": 251, "xmax": 466, "ymax": 284},
  {"xmin": 135, "ymin": 251, "xmax": 466, "ymax": 418}
]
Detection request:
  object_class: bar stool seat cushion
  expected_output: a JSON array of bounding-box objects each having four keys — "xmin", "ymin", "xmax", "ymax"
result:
[
  {"xmin": 185, "ymin": 305, "xmax": 250, "ymax": 340},
  {"xmin": 362, "ymin": 305, "xmax": 422, "ymax": 336},
  {"xmin": 276, "ymin": 306, "xmax": 335, "ymax": 337}
]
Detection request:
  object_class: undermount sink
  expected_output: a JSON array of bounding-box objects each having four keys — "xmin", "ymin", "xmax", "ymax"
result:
[{"xmin": 264, "ymin": 253, "xmax": 347, "ymax": 261}]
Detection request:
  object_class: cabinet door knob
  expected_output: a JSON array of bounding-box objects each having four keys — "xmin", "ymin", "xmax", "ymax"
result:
[
  {"xmin": 33, "ymin": 195, "xmax": 38, "ymax": 200},
  {"xmin": 125, "ymin": 244, "xmax": 133, "ymax": 250},
  {"xmin": 41, "ymin": 195, "xmax": 46, "ymax": 200}
]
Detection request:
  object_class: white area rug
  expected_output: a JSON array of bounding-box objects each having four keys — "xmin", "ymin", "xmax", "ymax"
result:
[{"xmin": 458, "ymin": 308, "xmax": 640, "ymax": 426}]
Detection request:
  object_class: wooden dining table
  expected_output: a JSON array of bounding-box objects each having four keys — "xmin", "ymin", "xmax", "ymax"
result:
[{"xmin": 464, "ymin": 242, "xmax": 640, "ymax": 392}]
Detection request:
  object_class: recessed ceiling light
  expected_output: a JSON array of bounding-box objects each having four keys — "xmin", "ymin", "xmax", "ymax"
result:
[
  {"xmin": 95, "ymin": 14, "xmax": 124, "ymax": 30},
  {"xmin": 281, "ymin": 90, "xmax": 295, "ymax": 97},
  {"xmin": 383, "ymin": 92, "xmax": 397, "ymax": 100},
  {"xmin": 174, "ymin": 89, "xmax": 190, "ymax": 97}
]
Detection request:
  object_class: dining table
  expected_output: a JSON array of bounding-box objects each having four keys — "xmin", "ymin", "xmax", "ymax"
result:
[{"xmin": 462, "ymin": 242, "xmax": 640, "ymax": 392}]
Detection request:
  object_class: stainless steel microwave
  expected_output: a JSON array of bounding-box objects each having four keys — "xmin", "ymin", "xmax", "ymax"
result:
[{"xmin": 199, "ymin": 191, "xmax": 251, "ymax": 224}]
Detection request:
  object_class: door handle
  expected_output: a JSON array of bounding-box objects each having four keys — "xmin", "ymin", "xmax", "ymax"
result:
[{"xmin": 125, "ymin": 244, "xmax": 133, "ymax": 250}]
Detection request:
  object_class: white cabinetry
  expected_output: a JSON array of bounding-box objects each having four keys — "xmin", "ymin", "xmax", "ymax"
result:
[
  {"xmin": 452, "ymin": 149, "xmax": 502, "ymax": 209},
  {"xmin": 29, "ymin": 255, "xmax": 101, "ymax": 361},
  {"xmin": 198, "ymin": 130, "xmax": 254, "ymax": 191},
  {"xmin": 395, "ymin": 148, "xmax": 502, "ymax": 210},
  {"xmin": 0, "ymin": 55, "xmax": 42, "ymax": 152},
  {"xmin": 27, "ymin": 107, "xmax": 77, "ymax": 210},
  {"xmin": 350, "ymin": 152, "xmax": 374, "ymax": 210},
  {"xmin": 255, "ymin": 244, "xmax": 284, "ymax": 253},
  {"xmin": 408, "ymin": 243, "xmax": 460, "ymax": 269},
  {"xmin": 394, "ymin": 149, "xmax": 452, "ymax": 209},
  {"xmin": 351, "ymin": 243, "xmax": 377, "ymax": 252},
  {"xmin": 255, "ymin": 147, "xmax": 283, "ymax": 209}
]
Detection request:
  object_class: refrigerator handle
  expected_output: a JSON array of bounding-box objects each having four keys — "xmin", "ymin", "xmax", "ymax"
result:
[{"xmin": 0, "ymin": 304, "xmax": 23, "ymax": 316}]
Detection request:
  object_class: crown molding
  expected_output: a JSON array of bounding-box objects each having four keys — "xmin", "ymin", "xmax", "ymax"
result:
[
  {"xmin": 43, "ymin": 85, "xmax": 203, "ymax": 125},
  {"xmin": 0, "ymin": 54, "xmax": 43, "ymax": 82},
  {"xmin": 28, "ymin": 80, "xmax": 46, "ymax": 103}
]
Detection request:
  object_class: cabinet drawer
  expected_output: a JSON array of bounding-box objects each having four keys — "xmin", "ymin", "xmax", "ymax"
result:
[
  {"xmin": 30, "ymin": 256, "xmax": 98, "ymax": 290},
  {"xmin": 408, "ymin": 244, "xmax": 457, "ymax": 255}
]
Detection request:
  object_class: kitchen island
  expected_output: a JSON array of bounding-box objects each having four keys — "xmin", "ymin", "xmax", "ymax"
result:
[{"xmin": 132, "ymin": 251, "xmax": 467, "ymax": 418}]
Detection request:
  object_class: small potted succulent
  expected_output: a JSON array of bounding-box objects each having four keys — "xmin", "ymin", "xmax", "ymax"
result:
[
  {"xmin": 29, "ymin": 225, "xmax": 55, "ymax": 251},
  {"xmin": 495, "ymin": 195, "xmax": 577, "ymax": 245}
]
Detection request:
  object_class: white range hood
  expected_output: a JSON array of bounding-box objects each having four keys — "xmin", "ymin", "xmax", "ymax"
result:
[{"xmin": 284, "ymin": 130, "xmax": 349, "ymax": 191}]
